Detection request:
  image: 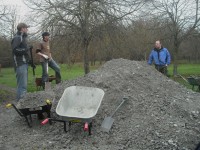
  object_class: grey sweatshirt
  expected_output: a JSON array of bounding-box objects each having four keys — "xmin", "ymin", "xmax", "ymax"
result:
[{"xmin": 11, "ymin": 31, "xmax": 30, "ymax": 67}]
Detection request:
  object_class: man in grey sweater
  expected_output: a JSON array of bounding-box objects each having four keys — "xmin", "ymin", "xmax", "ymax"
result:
[{"xmin": 11, "ymin": 23, "xmax": 31, "ymax": 101}]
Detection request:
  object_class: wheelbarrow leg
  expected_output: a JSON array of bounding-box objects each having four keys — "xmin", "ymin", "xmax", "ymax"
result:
[
  {"xmin": 24, "ymin": 116, "xmax": 32, "ymax": 127},
  {"xmin": 64, "ymin": 121, "xmax": 71, "ymax": 132},
  {"xmin": 46, "ymin": 111, "xmax": 51, "ymax": 118},
  {"xmin": 68, "ymin": 122, "xmax": 72, "ymax": 131},
  {"xmin": 29, "ymin": 114, "xmax": 32, "ymax": 123},
  {"xmin": 89, "ymin": 122, "xmax": 92, "ymax": 135}
]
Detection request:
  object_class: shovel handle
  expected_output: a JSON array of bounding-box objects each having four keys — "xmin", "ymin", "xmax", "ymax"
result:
[
  {"xmin": 41, "ymin": 118, "xmax": 49, "ymax": 125},
  {"xmin": 110, "ymin": 97, "xmax": 128, "ymax": 117}
]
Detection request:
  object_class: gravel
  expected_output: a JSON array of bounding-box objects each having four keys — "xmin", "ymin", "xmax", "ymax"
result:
[
  {"xmin": 1, "ymin": 58, "xmax": 200, "ymax": 150},
  {"xmin": 17, "ymin": 91, "xmax": 55, "ymax": 109}
]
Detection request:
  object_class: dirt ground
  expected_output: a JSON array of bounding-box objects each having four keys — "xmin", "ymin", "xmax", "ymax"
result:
[{"xmin": 1, "ymin": 58, "xmax": 200, "ymax": 150}]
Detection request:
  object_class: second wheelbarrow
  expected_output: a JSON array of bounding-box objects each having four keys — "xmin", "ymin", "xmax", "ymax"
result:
[
  {"xmin": 42, "ymin": 86, "xmax": 105, "ymax": 135},
  {"xmin": 177, "ymin": 74, "xmax": 200, "ymax": 91}
]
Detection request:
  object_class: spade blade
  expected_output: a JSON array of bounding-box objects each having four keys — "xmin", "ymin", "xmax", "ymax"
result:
[{"xmin": 101, "ymin": 117, "xmax": 114, "ymax": 132}]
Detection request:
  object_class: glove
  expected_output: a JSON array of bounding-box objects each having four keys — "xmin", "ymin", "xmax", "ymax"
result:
[
  {"xmin": 36, "ymin": 49, "xmax": 41, "ymax": 53},
  {"xmin": 42, "ymin": 54, "xmax": 49, "ymax": 59}
]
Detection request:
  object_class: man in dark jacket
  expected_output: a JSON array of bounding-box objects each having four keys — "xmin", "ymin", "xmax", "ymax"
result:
[
  {"xmin": 148, "ymin": 40, "xmax": 171, "ymax": 75},
  {"xmin": 11, "ymin": 23, "xmax": 31, "ymax": 100}
]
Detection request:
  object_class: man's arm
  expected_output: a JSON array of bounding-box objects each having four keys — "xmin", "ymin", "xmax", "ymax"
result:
[
  {"xmin": 166, "ymin": 49, "xmax": 171, "ymax": 65},
  {"xmin": 11, "ymin": 34, "xmax": 28, "ymax": 56},
  {"xmin": 148, "ymin": 51, "xmax": 153, "ymax": 65},
  {"xmin": 36, "ymin": 48, "xmax": 49, "ymax": 59}
]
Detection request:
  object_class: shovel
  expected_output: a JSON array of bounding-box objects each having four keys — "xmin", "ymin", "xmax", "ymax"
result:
[
  {"xmin": 45, "ymin": 60, "xmax": 51, "ymax": 91},
  {"xmin": 29, "ymin": 46, "xmax": 36, "ymax": 85},
  {"xmin": 101, "ymin": 96, "xmax": 128, "ymax": 132}
]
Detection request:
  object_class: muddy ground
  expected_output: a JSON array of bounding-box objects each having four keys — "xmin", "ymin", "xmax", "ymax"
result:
[{"xmin": 1, "ymin": 58, "xmax": 200, "ymax": 150}]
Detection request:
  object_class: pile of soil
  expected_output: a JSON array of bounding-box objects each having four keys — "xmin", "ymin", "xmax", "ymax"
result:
[
  {"xmin": 1, "ymin": 58, "xmax": 200, "ymax": 150},
  {"xmin": 17, "ymin": 91, "xmax": 55, "ymax": 109}
]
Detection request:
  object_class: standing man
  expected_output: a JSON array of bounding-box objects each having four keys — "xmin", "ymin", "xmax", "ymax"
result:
[
  {"xmin": 148, "ymin": 40, "xmax": 171, "ymax": 75},
  {"xmin": 11, "ymin": 23, "xmax": 31, "ymax": 100},
  {"xmin": 36, "ymin": 32, "xmax": 61, "ymax": 88}
]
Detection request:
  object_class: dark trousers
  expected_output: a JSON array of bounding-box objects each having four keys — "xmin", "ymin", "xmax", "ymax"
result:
[{"xmin": 155, "ymin": 65, "xmax": 168, "ymax": 76}]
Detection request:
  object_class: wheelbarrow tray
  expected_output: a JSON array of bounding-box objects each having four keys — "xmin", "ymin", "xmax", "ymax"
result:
[
  {"xmin": 56, "ymin": 86, "xmax": 105, "ymax": 119},
  {"xmin": 11, "ymin": 103, "xmax": 52, "ymax": 127}
]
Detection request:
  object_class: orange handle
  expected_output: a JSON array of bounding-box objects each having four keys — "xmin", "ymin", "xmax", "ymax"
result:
[
  {"xmin": 41, "ymin": 118, "xmax": 49, "ymax": 125},
  {"xmin": 84, "ymin": 122, "xmax": 88, "ymax": 131}
]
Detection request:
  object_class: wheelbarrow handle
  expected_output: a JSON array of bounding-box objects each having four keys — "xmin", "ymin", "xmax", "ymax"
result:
[
  {"xmin": 84, "ymin": 122, "xmax": 89, "ymax": 131},
  {"xmin": 41, "ymin": 118, "xmax": 49, "ymax": 125}
]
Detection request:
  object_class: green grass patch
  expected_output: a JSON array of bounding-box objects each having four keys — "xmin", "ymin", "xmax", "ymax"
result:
[
  {"xmin": 0, "ymin": 63, "xmax": 100, "ymax": 92},
  {"xmin": 168, "ymin": 64, "xmax": 200, "ymax": 76},
  {"xmin": 168, "ymin": 64, "xmax": 200, "ymax": 91},
  {"xmin": 1, "ymin": 62, "xmax": 200, "ymax": 92}
]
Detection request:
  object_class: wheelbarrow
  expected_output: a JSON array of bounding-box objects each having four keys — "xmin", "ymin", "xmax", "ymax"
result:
[
  {"xmin": 6, "ymin": 100, "xmax": 52, "ymax": 127},
  {"xmin": 6, "ymin": 91, "xmax": 55, "ymax": 127},
  {"xmin": 41, "ymin": 86, "xmax": 105, "ymax": 135},
  {"xmin": 177, "ymin": 74, "xmax": 200, "ymax": 91}
]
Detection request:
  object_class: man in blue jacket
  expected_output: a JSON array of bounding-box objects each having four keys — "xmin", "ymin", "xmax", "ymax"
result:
[{"xmin": 148, "ymin": 40, "xmax": 171, "ymax": 75}]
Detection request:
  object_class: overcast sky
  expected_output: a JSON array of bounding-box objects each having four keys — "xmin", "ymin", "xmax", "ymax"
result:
[{"xmin": 2, "ymin": 0, "xmax": 30, "ymax": 21}]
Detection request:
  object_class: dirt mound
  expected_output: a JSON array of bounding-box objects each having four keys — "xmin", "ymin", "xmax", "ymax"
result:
[{"xmin": 1, "ymin": 58, "xmax": 200, "ymax": 150}]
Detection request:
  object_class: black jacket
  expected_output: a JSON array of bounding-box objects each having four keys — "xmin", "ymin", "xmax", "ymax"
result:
[{"xmin": 11, "ymin": 31, "xmax": 30, "ymax": 67}]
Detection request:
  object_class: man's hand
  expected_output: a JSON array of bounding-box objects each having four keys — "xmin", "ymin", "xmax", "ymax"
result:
[
  {"xmin": 31, "ymin": 63, "xmax": 36, "ymax": 69},
  {"xmin": 42, "ymin": 54, "xmax": 49, "ymax": 59},
  {"xmin": 36, "ymin": 51, "xmax": 49, "ymax": 60}
]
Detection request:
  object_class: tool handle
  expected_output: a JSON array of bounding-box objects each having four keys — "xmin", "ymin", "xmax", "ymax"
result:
[
  {"xmin": 29, "ymin": 46, "xmax": 35, "ymax": 76},
  {"xmin": 110, "ymin": 97, "xmax": 128, "ymax": 117},
  {"xmin": 177, "ymin": 74, "xmax": 188, "ymax": 83}
]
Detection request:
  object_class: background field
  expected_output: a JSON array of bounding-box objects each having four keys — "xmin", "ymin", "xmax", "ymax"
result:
[
  {"xmin": 0, "ymin": 63, "xmax": 100, "ymax": 92},
  {"xmin": 0, "ymin": 62, "xmax": 200, "ymax": 92}
]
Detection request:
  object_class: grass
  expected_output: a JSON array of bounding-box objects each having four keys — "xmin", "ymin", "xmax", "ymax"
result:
[
  {"xmin": 168, "ymin": 64, "xmax": 200, "ymax": 91},
  {"xmin": 0, "ymin": 62, "xmax": 200, "ymax": 92},
  {"xmin": 168, "ymin": 64, "xmax": 200, "ymax": 76},
  {"xmin": 0, "ymin": 63, "xmax": 101, "ymax": 92}
]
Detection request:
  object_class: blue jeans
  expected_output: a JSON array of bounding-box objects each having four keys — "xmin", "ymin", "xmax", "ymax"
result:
[
  {"xmin": 16, "ymin": 64, "xmax": 28, "ymax": 101},
  {"xmin": 41, "ymin": 59, "xmax": 61, "ymax": 84}
]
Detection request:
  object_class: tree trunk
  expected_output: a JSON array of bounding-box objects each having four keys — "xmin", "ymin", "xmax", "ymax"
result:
[
  {"xmin": 173, "ymin": 41, "xmax": 179, "ymax": 76},
  {"xmin": 83, "ymin": 39, "xmax": 90, "ymax": 74}
]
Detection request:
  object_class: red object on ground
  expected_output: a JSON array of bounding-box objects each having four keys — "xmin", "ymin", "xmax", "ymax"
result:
[
  {"xmin": 41, "ymin": 118, "xmax": 49, "ymax": 125},
  {"xmin": 84, "ymin": 122, "xmax": 89, "ymax": 131}
]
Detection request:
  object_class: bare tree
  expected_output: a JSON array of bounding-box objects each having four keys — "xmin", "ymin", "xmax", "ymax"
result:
[
  {"xmin": 151, "ymin": 0, "xmax": 200, "ymax": 75},
  {"xmin": 24, "ymin": 0, "xmax": 144, "ymax": 74}
]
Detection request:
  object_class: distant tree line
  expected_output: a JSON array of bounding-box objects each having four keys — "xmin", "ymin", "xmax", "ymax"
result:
[{"xmin": 0, "ymin": 0, "xmax": 200, "ymax": 75}]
